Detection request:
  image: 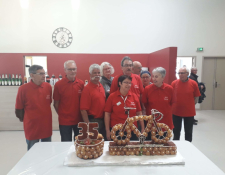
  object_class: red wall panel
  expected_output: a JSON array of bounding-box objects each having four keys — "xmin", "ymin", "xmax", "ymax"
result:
[
  {"xmin": 0, "ymin": 48, "xmax": 177, "ymax": 84},
  {"xmin": 148, "ymin": 47, "xmax": 177, "ymax": 84}
]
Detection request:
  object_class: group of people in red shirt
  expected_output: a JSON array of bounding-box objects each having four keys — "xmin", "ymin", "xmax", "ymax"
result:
[{"xmin": 15, "ymin": 56, "xmax": 200, "ymax": 150}]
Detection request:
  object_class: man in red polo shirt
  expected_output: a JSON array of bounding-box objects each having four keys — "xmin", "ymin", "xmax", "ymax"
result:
[
  {"xmin": 53, "ymin": 60, "xmax": 84, "ymax": 141},
  {"xmin": 15, "ymin": 65, "xmax": 52, "ymax": 150},
  {"xmin": 110, "ymin": 56, "xmax": 144, "ymax": 99},
  {"xmin": 171, "ymin": 67, "xmax": 201, "ymax": 142},
  {"xmin": 80, "ymin": 64, "xmax": 106, "ymax": 135}
]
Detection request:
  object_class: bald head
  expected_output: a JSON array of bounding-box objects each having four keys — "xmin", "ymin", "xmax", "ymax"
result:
[
  {"xmin": 132, "ymin": 61, "xmax": 142, "ymax": 75},
  {"xmin": 191, "ymin": 67, "xmax": 197, "ymax": 75}
]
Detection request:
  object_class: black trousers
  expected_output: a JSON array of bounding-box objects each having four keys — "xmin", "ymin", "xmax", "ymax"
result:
[
  {"xmin": 59, "ymin": 124, "xmax": 80, "ymax": 142},
  {"xmin": 173, "ymin": 115, "xmax": 194, "ymax": 142}
]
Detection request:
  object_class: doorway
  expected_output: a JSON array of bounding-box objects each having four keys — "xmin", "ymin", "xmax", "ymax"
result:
[
  {"xmin": 24, "ymin": 56, "xmax": 47, "ymax": 82},
  {"xmin": 201, "ymin": 57, "xmax": 225, "ymax": 110},
  {"xmin": 176, "ymin": 57, "xmax": 195, "ymax": 79}
]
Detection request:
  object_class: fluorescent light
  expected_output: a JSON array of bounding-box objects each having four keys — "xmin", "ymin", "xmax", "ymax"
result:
[
  {"xmin": 20, "ymin": 0, "xmax": 29, "ymax": 9},
  {"xmin": 71, "ymin": 0, "xmax": 80, "ymax": 10}
]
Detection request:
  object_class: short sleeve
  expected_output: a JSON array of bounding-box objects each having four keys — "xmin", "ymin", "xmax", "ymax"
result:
[
  {"xmin": 80, "ymin": 87, "xmax": 91, "ymax": 110},
  {"xmin": 53, "ymin": 82, "xmax": 60, "ymax": 101},
  {"xmin": 49, "ymin": 84, "xmax": 52, "ymax": 104},
  {"xmin": 104, "ymin": 94, "xmax": 113, "ymax": 113},
  {"xmin": 193, "ymin": 81, "xmax": 201, "ymax": 97},
  {"xmin": 15, "ymin": 86, "xmax": 25, "ymax": 109}
]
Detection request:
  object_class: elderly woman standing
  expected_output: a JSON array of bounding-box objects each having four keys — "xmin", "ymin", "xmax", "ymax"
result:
[
  {"xmin": 100, "ymin": 62, "xmax": 114, "ymax": 99},
  {"xmin": 141, "ymin": 71, "xmax": 152, "ymax": 88},
  {"xmin": 142, "ymin": 67, "xmax": 174, "ymax": 130}
]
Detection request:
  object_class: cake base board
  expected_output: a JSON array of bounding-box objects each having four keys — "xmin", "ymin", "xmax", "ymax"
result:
[{"xmin": 64, "ymin": 142, "xmax": 185, "ymax": 167}]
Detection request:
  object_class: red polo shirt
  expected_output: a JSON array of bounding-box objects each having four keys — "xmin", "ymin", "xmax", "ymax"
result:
[
  {"xmin": 110, "ymin": 73, "xmax": 144, "ymax": 99},
  {"xmin": 142, "ymin": 83, "xmax": 174, "ymax": 129},
  {"xmin": 104, "ymin": 89, "xmax": 141, "ymax": 128},
  {"xmin": 15, "ymin": 81, "xmax": 52, "ymax": 140},
  {"xmin": 80, "ymin": 82, "xmax": 105, "ymax": 118},
  {"xmin": 171, "ymin": 79, "xmax": 201, "ymax": 117},
  {"xmin": 53, "ymin": 77, "xmax": 84, "ymax": 125}
]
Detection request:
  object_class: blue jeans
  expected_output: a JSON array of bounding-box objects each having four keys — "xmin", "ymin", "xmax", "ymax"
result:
[
  {"xmin": 59, "ymin": 125, "xmax": 80, "ymax": 142},
  {"xmin": 26, "ymin": 136, "xmax": 51, "ymax": 150}
]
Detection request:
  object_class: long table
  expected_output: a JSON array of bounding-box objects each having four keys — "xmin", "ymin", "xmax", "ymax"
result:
[{"xmin": 8, "ymin": 141, "xmax": 225, "ymax": 175}]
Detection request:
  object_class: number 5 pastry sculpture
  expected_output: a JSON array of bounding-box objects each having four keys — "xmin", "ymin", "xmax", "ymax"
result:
[
  {"xmin": 109, "ymin": 109, "xmax": 177, "ymax": 156},
  {"xmin": 75, "ymin": 122, "xmax": 104, "ymax": 159}
]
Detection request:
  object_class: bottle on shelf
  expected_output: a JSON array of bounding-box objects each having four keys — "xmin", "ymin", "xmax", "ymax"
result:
[
  {"xmin": 18, "ymin": 74, "xmax": 22, "ymax": 86},
  {"xmin": 46, "ymin": 74, "xmax": 50, "ymax": 83},
  {"xmin": 15, "ymin": 74, "xmax": 18, "ymax": 86},
  {"xmin": 8, "ymin": 74, "xmax": 12, "ymax": 86},
  {"xmin": 24, "ymin": 76, "xmax": 27, "ymax": 84},
  {"xmin": 50, "ymin": 74, "xmax": 55, "ymax": 86},
  {"xmin": 1, "ymin": 74, "xmax": 5, "ymax": 86},
  {"xmin": 11, "ymin": 74, "xmax": 15, "ymax": 86},
  {"xmin": 59, "ymin": 74, "xmax": 62, "ymax": 80},
  {"xmin": 85, "ymin": 80, "xmax": 88, "ymax": 86},
  {"xmin": 5, "ymin": 74, "xmax": 8, "ymax": 86}
]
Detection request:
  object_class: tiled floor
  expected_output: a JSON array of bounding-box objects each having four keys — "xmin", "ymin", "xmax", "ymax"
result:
[{"xmin": 0, "ymin": 110, "xmax": 225, "ymax": 175}]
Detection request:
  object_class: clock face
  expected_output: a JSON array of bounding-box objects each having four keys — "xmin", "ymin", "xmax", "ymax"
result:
[{"xmin": 52, "ymin": 27, "xmax": 73, "ymax": 48}]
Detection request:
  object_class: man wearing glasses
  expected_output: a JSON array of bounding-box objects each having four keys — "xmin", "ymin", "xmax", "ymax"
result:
[
  {"xmin": 53, "ymin": 60, "xmax": 84, "ymax": 141},
  {"xmin": 110, "ymin": 56, "xmax": 144, "ymax": 99},
  {"xmin": 15, "ymin": 65, "xmax": 52, "ymax": 150},
  {"xmin": 171, "ymin": 67, "xmax": 201, "ymax": 142}
]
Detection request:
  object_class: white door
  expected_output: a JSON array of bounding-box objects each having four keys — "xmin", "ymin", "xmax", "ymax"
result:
[{"xmin": 202, "ymin": 57, "xmax": 225, "ymax": 110}]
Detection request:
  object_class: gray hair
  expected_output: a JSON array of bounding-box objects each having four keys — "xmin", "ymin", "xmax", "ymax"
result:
[
  {"xmin": 121, "ymin": 56, "xmax": 133, "ymax": 66},
  {"xmin": 191, "ymin": 67, "xmax": 197, "ymax": 71},
  {"xmin": 29, "ymin": 65, "xmax": 43, "ymax": 74},
  {"xmin": 89, "ymin": 64, "xmax": 100, "ymax": 74},
  {"xmin": 182, "ymin": 67, "xmax": 190, "ymax": 73},
  {"xmin": 152, "ymin": 67, "xmax": 166, "ymax": 78},
  {"xmin": 100, "ymin": 62, "xmax": 115, "ymax": 76},
  {"xmin": 64, "ymin": 60, "xmax": 76, "ymax": 69}
]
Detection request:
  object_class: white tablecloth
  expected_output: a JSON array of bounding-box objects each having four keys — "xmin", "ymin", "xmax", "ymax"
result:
[{"xmin": 8, "ymin": 141, "xmax": 225, "ymax": 175}]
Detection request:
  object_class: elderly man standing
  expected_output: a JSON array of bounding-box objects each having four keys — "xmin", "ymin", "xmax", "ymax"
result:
[
  {"xmin": 80, "ymin": 64, "xmax": 106, "ymax": 134},
  {"xmin": 15, "ymin": 65, "xmax": 52, "ymax": 150},
  {"xmin": 132, "ymin": 61, "xmax": 142, "ymax": 75},
  {"xmin": 53, "ymin": 60, "xmax": 84, "ymax": 142},
  {"xmin": 110, "ymin": 56, "xmax": 144, "ymax": 99},
  {"xmin": 171, "ymin": 67, "xmax": 201, "ymax": 142}
]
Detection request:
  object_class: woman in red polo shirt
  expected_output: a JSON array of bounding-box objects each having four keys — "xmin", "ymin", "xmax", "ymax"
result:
[
  {"xmin": 104, "ymin": 75, "xmax": 144, "ymax": 141},
  {"xmin": 142, "ymin": 67, "xmax": 174, "ymax": 133}
]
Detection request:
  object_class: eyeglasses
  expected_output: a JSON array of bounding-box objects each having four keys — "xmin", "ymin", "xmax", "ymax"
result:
[
  {"xmin": 177, "ymin": 72, "xmax": 188, "ymax": 75},
  {"xmin": 34, "ymin": 72, "xmax": 46, "ymax": 76},
  {"xmin": 123, "ymin": 81, "xmax": 132, "ymax": 85},
  {"xmin": 141, "ymin": 76, "xmax": 150, "ymax": 79},
  {"xmin": 123, "ymin": 64, "xmax": 133, "ymax": 67},
  {"xmin": 67, "ymin": 68, "xmax": 77, "ymax": 72}
]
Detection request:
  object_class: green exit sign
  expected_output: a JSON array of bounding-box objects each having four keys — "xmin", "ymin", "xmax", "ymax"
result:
[{"xmin": 197, "ymin": 47, "xmax": 203, "ymax": 51}]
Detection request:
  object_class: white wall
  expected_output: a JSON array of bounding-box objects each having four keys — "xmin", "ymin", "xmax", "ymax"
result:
[{"xmin": 1, "ymin": 0, "xmax": 225, "ymax": 82}]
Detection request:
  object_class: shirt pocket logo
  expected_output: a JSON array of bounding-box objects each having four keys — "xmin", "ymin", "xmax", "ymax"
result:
[
  {"xmin": 46, "ymin": 95, "xmax": 50, "ymax": 99},
  {"xmin": 164, "ymin": 96, "xmax": 168, "ymax": 101},
  {"xmin": 131, "ymin": 102, "xmax": 135, "ymax": 106},
  {"xmin": 134, "ymin": 85, "xmax": 139, "ymax": 89}
]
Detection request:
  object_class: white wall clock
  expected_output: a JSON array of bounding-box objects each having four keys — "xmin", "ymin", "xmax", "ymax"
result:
[{"xmin": 52, "ymin": 27, "xmax": 73, "ymax": 48}]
